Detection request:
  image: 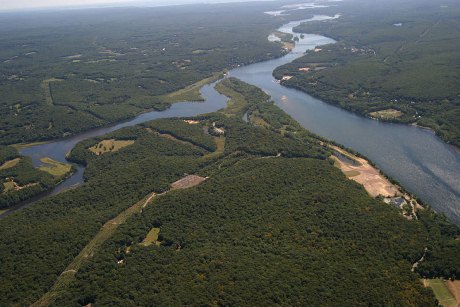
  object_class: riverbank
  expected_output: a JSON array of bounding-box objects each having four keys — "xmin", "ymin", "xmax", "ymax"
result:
[
  {"xmin": 275, "ymin": 79, "xmax": 460, "ymax": 150},
  {"xmin": 274, "ymin": 3, "xmax": 460, "ymax": 149},
  {"xmin": 228, "ymin": 13, "xmax": 460, "ymax": 225},
  {"xmin": 5, "ymin": 13, "xmax": 460, "ymax": 227},
  {"xmin": 330, "ymin": 145, "xmax": 423, "ymax": 220}
]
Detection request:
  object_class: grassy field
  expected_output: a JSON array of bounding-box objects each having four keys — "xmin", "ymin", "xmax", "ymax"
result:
[
  {"xmin": 11, "ymin": 141, "xmax": 49, "ymax": 150},
  {"xmin": 344, "ymin": 170, "xmax": 360, "ymax": 178},
  {"xmin": 39, "ymin": 157, "xmax": 72, "ymax": 178},
  {"xmin": 0, "ymin": 158, "xmax": 20, "ymax": 170},
  {"xmin": 2, "ymin": 181, "xmax": 15, "ymax": 192},
  {"xmin": 215, "ymin": 77, "xmax": 271, "ymax": 118},
  {"xmin": 89, "ymin": 139, "xmax": 135, "ymax": 155},
  {"xmin": 141, "ymin": 228, "xmax": 161, "ymax": 247},
  {"xmin": 161, "ymin": 72, "xmax": 223, "ymax": 103},
  {"xmin": 203, "ymin": 136, "xmax": 225, "ymax": 160},
  {"xmin": 424, "ymin": 279, "xmax": 457, "ymax": 307},
  {"xmin": 215, "ymin": 82, "xmax": 248, "ymax": 117},
  {"xmin": 41, "ymin": 78, "xmax": 63, "ymax": 106}
]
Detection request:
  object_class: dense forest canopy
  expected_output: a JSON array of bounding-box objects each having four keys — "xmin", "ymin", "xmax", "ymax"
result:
[
  {"xmin": 0, "ymin": 1, "xmax": 459, "ymax": 305},
  {"xmin": 273, "ymin": 0, "xmax": 460, "ymax": 146},
  {"xmin": 1, "ymin": 77, "xmax": 458, "ymax": 306},
  {"xmin": 0, "ymin": 2, "xmax": 301, "ymax": 145}
]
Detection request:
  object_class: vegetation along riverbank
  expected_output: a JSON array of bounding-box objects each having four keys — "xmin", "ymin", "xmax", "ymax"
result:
[
  {"xmin": 1, "ymin": 78, "xmax": 458, "ymax": 306},
  {"xmin": 273, "ymin": 0, "xmax": 460, "ymax": 147}
]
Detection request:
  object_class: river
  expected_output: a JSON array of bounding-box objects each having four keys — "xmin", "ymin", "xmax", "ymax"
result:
[{"xmin": 3, "ymin": 14, "xmax": 460, "ymax": 225}]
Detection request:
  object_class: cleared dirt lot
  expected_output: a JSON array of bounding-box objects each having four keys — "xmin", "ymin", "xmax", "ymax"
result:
[
  {"xmin": 171, "ymin": 175, "xmax": 206, "ymax": 190},
  {"xmin": 331, "ymin": 146, "xmax": 401, "ymax": 197}
]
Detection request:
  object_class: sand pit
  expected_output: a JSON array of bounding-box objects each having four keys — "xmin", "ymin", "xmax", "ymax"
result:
[{"xmin": 331, "ymin": 146, "xmax": 401, "ymax": 197}]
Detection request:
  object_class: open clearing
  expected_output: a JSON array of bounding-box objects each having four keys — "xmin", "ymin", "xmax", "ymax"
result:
[
  {"xmin": 163, "ymin": 72, "xmax": 222, "ymax": 102},
  {"xmin": 41, "ymin": 78, "xmax": 64, "ymax": 105},
  {"xmin": 141, "ymin": 228, "xmax": 161, "ymax": 247},
  {"xmin": 33, "ymin": 192, "xmax": 157, "ymax": 307},
  {"xmin": 203, "ymin": 136, "xmax": 225, "ymax": 159},
  {"xmin": 446, "ymin": 280, "xmax": 460, "ymax": 306},
  {"xmin": 34, "ymin": 171, "xmax": 208, "ymax": 306},
  {"xmin": 0, "ymin": 158, "xmax": 20, "ymax": 170},
  {"xmin": 89, "ymin": 139, "xmax": 135, "ymax": 155},
  {"xmin": 11, "ymin": 141, "xmax": 48, "ymax": 150},
  {"xmin": 423, "ymin": 279, "xmax": 458, "ymax": 307},
  {"xmin": 171, "ymin": 175, "xmax": 206, "ymax": 190},
  {"xmin": 369, "ymin": 108, "xmax": 403, "ymax": 119},
  {"xmin": 39, "ymin": 157, "xmax": 72, "ymax": 177},
  {"xmin": 2, "ymin": 180, "xmax": 39, "ymax": 193},
  {"xmin": 331, "ymin": 146, "xmax": 401, "ymax": 197},
  {"xmin": 3, "ymin": 181, "xmax": 16, "ymax": 192}
]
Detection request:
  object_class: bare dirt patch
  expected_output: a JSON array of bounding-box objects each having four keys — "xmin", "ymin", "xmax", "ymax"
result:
[
  {"xmin": 331, "ymin": 146, "xmax": 401, "ymax": 197},
  {"xmin": 183, "ymin": 120, "xmax": 200, "ymax": 124},
  {"xmin": 446, "ymin": 280, "xmax": 460, "ymax": 305},
  {"xmin": 171, "ymin": 175, "xmax": 206, "ymax": 190},
  {"xmin": 369, "ymin": 108, "xmax": 403, "ymax": 120}
]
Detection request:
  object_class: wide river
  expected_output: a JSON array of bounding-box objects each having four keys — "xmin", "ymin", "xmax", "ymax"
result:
[{"xmin": 5, "ymin": 15, "xmax": 460, "ymax": 225}]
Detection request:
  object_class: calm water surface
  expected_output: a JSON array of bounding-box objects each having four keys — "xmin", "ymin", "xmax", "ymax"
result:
[
  {"xmin": 5, "ymin": 15, "xmax": 460, "ymax": 225},
  {"xmin": 229, "ymin": 15, "xmax": 460, "ymax": 224}
]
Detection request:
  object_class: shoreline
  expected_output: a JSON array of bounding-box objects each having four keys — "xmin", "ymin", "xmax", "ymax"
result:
[
  {"xmin": 329, "ymin": 144, "xmax": 423, "ymax": 220},
  {"xmin": 276, "ymin": 80, "xmax": 460, "ymax": 151}
]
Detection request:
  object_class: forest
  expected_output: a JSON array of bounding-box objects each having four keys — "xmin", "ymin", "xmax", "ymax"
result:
[
  {"xmin": 0, "ymin": 145, "xmax": 70, "ymax": 209},
  {"xmin": 0, "ymin": 2, "xmax": 298, "ymax": 145},
  {"xmin": 0, "ymin": 78, "xmax": 458, "ymax": 306},
  {"xmin": 273, "ymin": 0, "xmax": 460, "ymax": 147}
]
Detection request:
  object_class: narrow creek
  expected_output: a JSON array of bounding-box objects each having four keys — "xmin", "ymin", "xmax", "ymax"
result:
[{"xmin": 3, "ymin": 14, "xmax": 459, "ymax": 225}]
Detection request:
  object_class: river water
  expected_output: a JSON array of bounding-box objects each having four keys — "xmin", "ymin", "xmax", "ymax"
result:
[{"xmin": 5, "ymin": 15, "xmax": 460, "ymax": 225}]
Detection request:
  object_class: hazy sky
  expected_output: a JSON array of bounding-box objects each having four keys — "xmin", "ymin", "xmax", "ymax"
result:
[
  {"xmin": 0, "ymin": 0, "xmax": 158, "ymax": 11},
  {"xmin": 0, "ymin": 0, "xmax": 264, "ymax": 11}
]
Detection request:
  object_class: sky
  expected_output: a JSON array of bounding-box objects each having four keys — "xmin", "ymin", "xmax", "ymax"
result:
[
  {"xmin": 0, "ymin": 0, "xmax": 264, "ymax": 11},
  {"xmin": 0, "ymin": 0, "xmax": 137, "ymax": 11}
]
